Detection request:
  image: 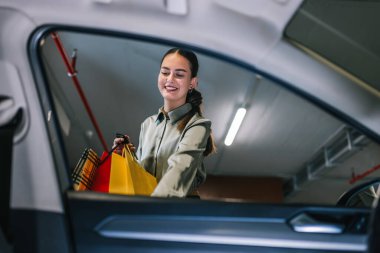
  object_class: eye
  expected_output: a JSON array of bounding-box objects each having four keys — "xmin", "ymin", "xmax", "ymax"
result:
[
  {"xmin": 175, "ymin": 72, "xmax": 185, "ymax": 78},
  {"xmin": 161, "ymin": 71, "xmax": 170, "ymax": 76}
]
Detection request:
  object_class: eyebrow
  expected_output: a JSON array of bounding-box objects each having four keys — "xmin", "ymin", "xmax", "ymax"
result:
[{"xmin": 161, "ymin": 67, "xmax": 187, "ymax": 72}]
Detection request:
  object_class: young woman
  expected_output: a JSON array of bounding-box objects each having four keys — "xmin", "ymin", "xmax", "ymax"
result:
[{"xmin": 113, "ymin": 48, "xmax": 216, "ymax": 197}]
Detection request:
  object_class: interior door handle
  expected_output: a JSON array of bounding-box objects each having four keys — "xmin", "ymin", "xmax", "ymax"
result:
[{"xmin": 289, "ymin": 213, "xmax": 344, "ymax": 234}]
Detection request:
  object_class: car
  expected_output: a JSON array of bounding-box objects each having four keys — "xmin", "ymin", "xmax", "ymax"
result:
[{"xmin": 1, "ymin": 0, "xmax": 380, "ymax": 252}]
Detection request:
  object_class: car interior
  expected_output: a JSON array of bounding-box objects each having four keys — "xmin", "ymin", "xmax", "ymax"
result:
[{"xmin": 1, "ymin": 0, "xmax": 379, "ymax": 252}]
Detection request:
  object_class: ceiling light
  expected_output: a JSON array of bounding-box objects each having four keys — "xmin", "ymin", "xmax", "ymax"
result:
[{"xmin": 224, "ymin": 107, "xmax": 247, "ymax": 146}]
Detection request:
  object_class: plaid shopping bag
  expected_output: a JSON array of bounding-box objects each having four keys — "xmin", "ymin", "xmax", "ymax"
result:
[{"xmin": 71, "ymin": 148, "xmax": 99, "ymax": 191}]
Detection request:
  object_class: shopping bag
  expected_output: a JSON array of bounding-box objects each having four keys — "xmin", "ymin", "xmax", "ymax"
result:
[
  {"xmin": 91, "ymin": 146, "xmax": 157, "ymax": 195},
  {"xmin": 124, "ymin": 146, "xmax": 157, "ymax": 195},
  {"xmin": 71, "ymin": 148, "xmax": 99, "ymax": 191}
]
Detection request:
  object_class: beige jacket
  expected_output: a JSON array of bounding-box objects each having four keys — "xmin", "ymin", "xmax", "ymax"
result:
[{"xmin": 136, "ymin": 103, "xmax": 211, "ymax": 197}]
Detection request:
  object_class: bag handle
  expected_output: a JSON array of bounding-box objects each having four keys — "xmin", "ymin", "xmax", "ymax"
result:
[
  {"xmin": 123, "ymin": 144, "xmax": 139, "ymax": 161},
  {"xmin": 99, "ymin": 133, "xmax": 130, "ymax": 165}
]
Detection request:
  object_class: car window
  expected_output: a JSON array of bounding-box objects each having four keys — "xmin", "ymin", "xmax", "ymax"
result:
[{"xmin": 36, "ymin": 28, "xmax": 380, "ymax": 205}]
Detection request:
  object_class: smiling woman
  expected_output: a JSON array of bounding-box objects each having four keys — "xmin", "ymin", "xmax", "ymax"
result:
[{"xmin": 112, "ymin": 48, "xmax": 217, "ymax": 197}]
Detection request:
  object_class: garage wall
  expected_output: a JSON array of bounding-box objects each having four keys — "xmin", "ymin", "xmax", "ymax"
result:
[{"xmin": 199, "ymin": 176, "xmax": 283, "ymax": 203}]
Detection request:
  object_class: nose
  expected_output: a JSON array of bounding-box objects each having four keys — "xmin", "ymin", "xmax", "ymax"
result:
[{"xmin": 166, "ymin": 72, "xmax": 175, "ymax": 82}]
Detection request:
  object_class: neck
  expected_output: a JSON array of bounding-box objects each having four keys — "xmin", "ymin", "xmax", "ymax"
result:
[{"xmin": 164, "ymin": 100, "xmax": 185, "ymax": 112}]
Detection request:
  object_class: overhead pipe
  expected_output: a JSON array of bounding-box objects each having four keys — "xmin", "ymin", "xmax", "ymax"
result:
[
  {"xmin": 51, "ymin": 32, "xmax": 108, "ymax": 151},
  {"xmin": 349, "ymin": 164, "xmax": 380, "ymax": 184},
  {"xmin": 284, "ymin": 127, "xmax": 371, "ymax": 197}
]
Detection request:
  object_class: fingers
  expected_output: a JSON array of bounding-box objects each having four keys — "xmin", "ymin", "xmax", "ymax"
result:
[
  {"xmin": 113, "ymin": 147, "xmax": 122, "ymax": 155},
  {"xmin": 112, "ymin": 135, "xmax": 136, "ymax": 155},
  {"xmin": 112, "ymin": 137, "xmax": 125, "ymax": 149},
  {"xmin": 116, "ymin": 133, "xmax": 130, "ymax": 142},
  {"xmin": 127, "ymin": 143, "xmax": 136, "ymax": 153}
]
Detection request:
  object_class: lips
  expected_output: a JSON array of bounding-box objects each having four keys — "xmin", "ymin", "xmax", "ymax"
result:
[{"xmin": 165, "ymin": 85, "xmax": 178, "ymax": 91}]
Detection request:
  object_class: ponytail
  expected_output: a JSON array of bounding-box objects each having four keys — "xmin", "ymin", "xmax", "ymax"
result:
[{"xmin": 177, "ymin": 89, "xmax": 216, "ymax": 156}]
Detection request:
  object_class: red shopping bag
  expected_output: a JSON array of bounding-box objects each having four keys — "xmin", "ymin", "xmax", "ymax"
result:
[{"xmin": 90, "ymin": 151, "xmax": 112, "ymax": 192}]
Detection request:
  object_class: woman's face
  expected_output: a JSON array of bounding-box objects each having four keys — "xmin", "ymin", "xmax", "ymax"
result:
[{"xmin": 158, "ymin": 52, "xmax": 197, "ymax": 110}]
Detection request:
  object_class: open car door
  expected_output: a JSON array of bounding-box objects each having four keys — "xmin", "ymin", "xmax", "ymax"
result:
[{"xmin": 32, "ymin": 27, "xmax": 374, "ymax": 253}]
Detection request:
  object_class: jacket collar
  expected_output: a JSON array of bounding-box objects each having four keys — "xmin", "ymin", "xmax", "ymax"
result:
[{"xmin": 155, "ymin": 103, "xmax": 192, "ymax": 125}]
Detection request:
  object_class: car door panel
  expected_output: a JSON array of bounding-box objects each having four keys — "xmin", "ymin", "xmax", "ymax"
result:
[{"xmin": 67, "ymin": 191, "xmax": 370, "ymax": 253}]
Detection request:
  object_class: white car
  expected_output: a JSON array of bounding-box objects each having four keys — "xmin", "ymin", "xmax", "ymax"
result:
[{"xmin": 1, "ymin": 0, "xmax": 380, "ymax": 252}]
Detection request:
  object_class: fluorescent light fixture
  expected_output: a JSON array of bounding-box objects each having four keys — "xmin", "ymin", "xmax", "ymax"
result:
[{"xmin": 224, "ymin": 107, "xmax": 247, "ymax": 146}]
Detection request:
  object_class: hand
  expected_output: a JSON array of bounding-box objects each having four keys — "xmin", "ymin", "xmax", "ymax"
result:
[
  {"xmin": 112, "ymin": 135, "xmax": 130, "ymax": 155},
  {"xmin": 126, "ymin": 143, "xmax": 136, "ymax": 153}
]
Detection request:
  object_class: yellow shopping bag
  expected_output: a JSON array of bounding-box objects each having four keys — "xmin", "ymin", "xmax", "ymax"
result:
[{"xmin": 123, "ymin": 146, "xmax": 157, "ymax": 195}]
